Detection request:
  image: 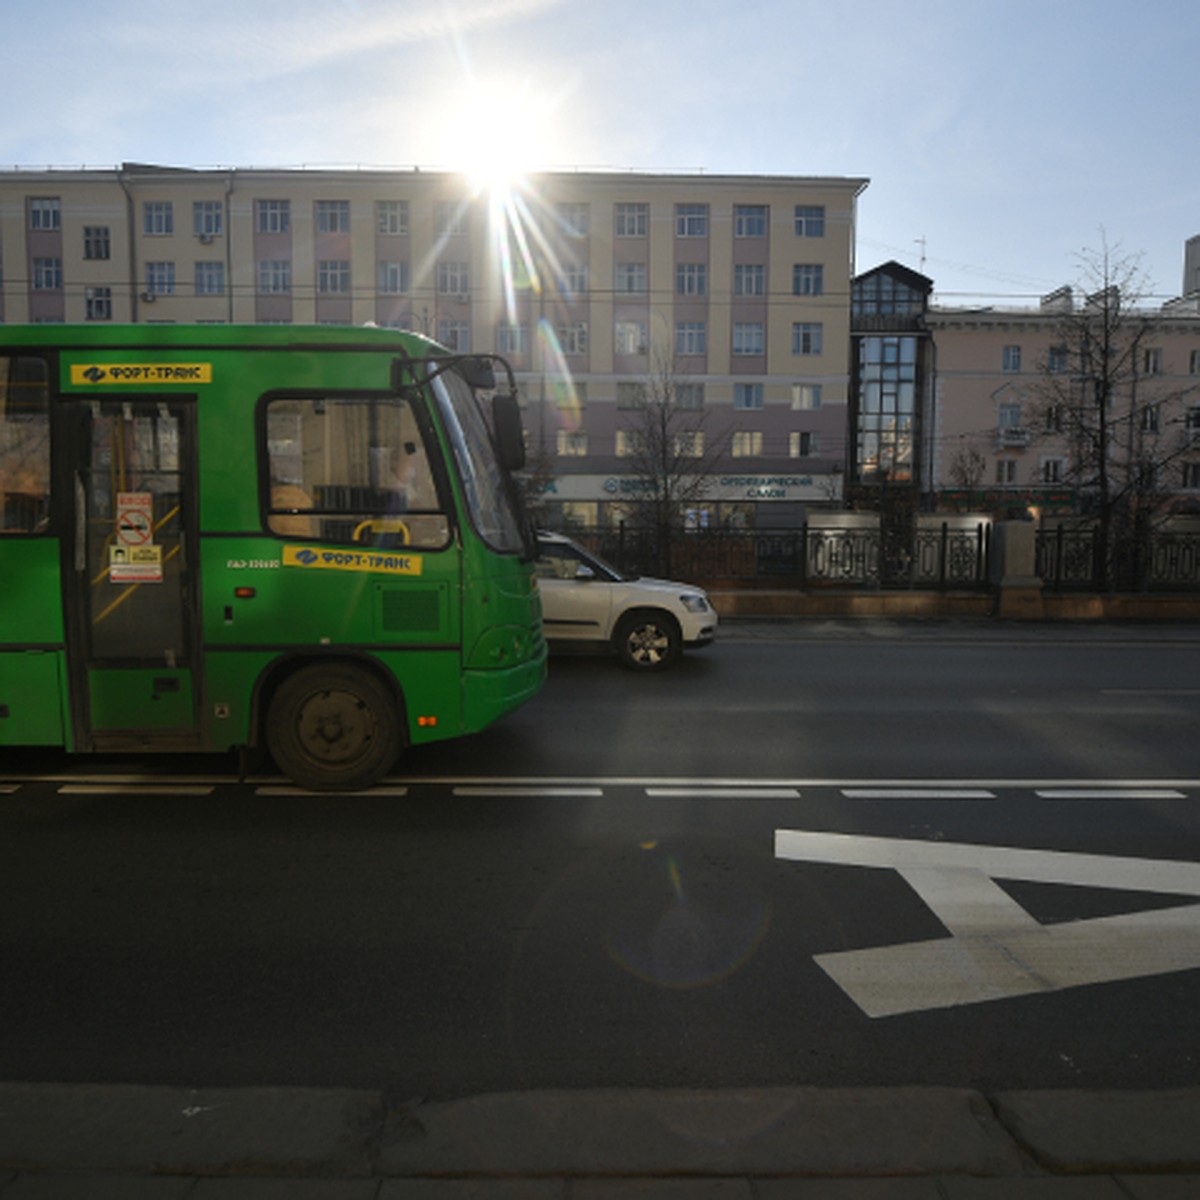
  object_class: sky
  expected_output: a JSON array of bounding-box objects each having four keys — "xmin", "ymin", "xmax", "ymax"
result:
[{"xmin": 3, "ymin": 0, "xmax": 1198, "ymax": 304}]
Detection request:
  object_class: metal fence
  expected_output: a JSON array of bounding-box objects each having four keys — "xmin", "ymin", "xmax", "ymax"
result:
[
  {"xmin": 557, "ymin": 522, "xmax": 993, "ymax": 591},
  {"xmin": 1036, "ymin": 525, "xmax": 1200, "ymax": 592}
]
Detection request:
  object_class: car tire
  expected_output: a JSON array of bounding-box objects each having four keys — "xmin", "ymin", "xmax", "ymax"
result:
[
  {"xmin": 614, "ymin": 609, "xmax": 681, "ymax": 671},
  {"xmin": 265, "ymin": 662, "xmax": 402, "ymax": 791}
]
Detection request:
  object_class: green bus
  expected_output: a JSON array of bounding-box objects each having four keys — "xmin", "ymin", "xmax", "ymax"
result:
[{"xmin": 0, "ymin": 325, "xmax": 545, "ymax": 790}]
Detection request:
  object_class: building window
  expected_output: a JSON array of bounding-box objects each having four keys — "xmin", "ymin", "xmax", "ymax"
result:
[
  {"xmin": 143, "ymin": 202, "xmax": 174, "ymax": 236},
  {"xmin": 793, "ymin": 264, "xmax": 824, "ymax": 296},
  {"xmin": 1182, "ymin": 462, "xmax": 1200, "ymax": 489},
  {"xmin": 792, "ymin": 383, "xmax": 822, "ymax": 410},
  {"xmin": 1041, "ymin": 457, "xmax": 1065, "ymax": 484},
  {"xmin": 617, "ymin": 382, "xmax": 646, "ymax": 409},
  {"xmin": 676, "ymin": 383, "xmax": 705, "ymax": 410},
  {"xmin": 436, "ymin": 201, "xmax": 469, "ymax": 236},
  {"xmin": 615, "ymin": 262, "xmax": 646, "ymax": 294},
  {"xmin": 1048, "ymin": 345, "xmax": 1068, "ymax": 373},
  {"xmin": 676, "ymin": 263, "xmax": 707, "ymax": 296},
  {"xmin": 1141, "ymin": 404, "xmax": 1160, "ymax": 433},
  {"xmin": 615, "ymin": 429, "xmax": 645, "ymax": 457},
  {"xmin": 1191, "ymin": 349, "xmax": 1200, "ymax": 376},
  {"xmin": 557, "ymin": 430, "xmax": 588, "ymax": 457},
  {"xmin": 29, "ymin": 197, "xmax": 61, "ymax": 231},
  {"xmin": 32, "ymin": 258, "xmax": 63, "ymax": 290},
  {"xmin": 615, "ymin": 203, "xmax": 648, "ymax": 238},
  {"xmin": 856, "ymin": 335, "xmax": 917, "ymax": 483},
  {"xmin": 998, "ymin": 402, "xmax": 1022, "ymax": 430},
  {"xmin": 792, "ymin": 322, "xmax": 823, "ymax": 355},
  {"xmin": 437, "ymin": 261, "xmax": 470, "ymax": 296},
  {"xmin": 438, "ymin": 319, "xmax": 470, "ymax": 351},
  {"xmin": 734, "ymin": 205, "xmax": 768, "ymax": 238},
  {"xmin": 318, "ymin": 260, "xmax": 350, "ymax": 294},
  {"xmin": 1003, "ymin": 345, "xmax": 1022, "ymax": 372},
  {"xmin": 675, "ymin": 204, "xmax": 708, "ymax": 238},
  {"xmin": 733, "ymin": 323, "xmax": 764, "ymax": 356},
  {"xmin": 996, "ymin": 459, "xmax": 1018, "ymax": 485},
  {"xmin": 615, "ymin": 321, "xmax": 647, "ymax": 356},
  {"xmin": 789, "ymin": 431, "xmax": 820, "ymax": 457},
  {"xmin": 794, "ymin": 205, "xmax": 825, "ymax": 237},
  {"xmin": 257, "ymin": 260, "xmax": 291, "ymax": 294},
  {"xmin": 195, "ymin": 262, "xmax": 225, "ymax": 296},
  {"xmin": 378, "ymin": 261, "xmax": 409, "ymax": 294},
  {"xmin": 256, "ymin": 200, "xmax": 290, "ymax": 234},
  {"xmin": 557, "ymin": 203, "xmax": 589, "ymax": 236},
  {"xmin": 85, "ymin": 287, "xmax": 112, "ymax": 321},
  {"xmin": 1185, "ymin": 407, "xmax": 1200, "ymax": 441},
  {"xmin": 731, "ymin": 430, "xmax": 763, "ymax": 457},
  {"xmin": 675, "ymin": 322, "xmax": 706, "ymax": 356},
  {"xmin": 734, "ymin": 264, "xmax": 765, "ymax": 296},
  {"xmin": 733, "ymin": 383, "xmax": 764, "ymax": 410},
  {"xmin": 377, "ymin": 200, "xmax": 409, "ymax": 235},
  {"xmin": 1142, "ymin": 347, "xmax": 1163, "ymax": 375},
  {"xmin": 83, "ymin": 226, "xmax": 111, "ymax": 260},
  {"xmin": 316, "ymin": 200, "xmax": 350, "ymax": 234},
  {"xmin": 675, "ymin": 430, "xmax": 705, "ymax": 457},
  {"xmin": 557, "ymin": 323, "xmax": 588, "ymax": 355},
  {"xmin": 144, "ymin": 262, "xmax": 175, "ymax": 295},
  {"xmin": 560, "ymin": 263, "xmax": 588, "ymax": 295},
  {"xmin": 497, "ymin": 323, "xmax": 528, "ymax": 355},
  {"xmin": 193, "ymin": 201, "xmax": 223, "ymax": 238}
]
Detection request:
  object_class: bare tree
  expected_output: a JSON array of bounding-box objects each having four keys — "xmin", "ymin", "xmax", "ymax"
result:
[
  {"xmin": 947, "ymin": 445, "xmax": 988, "ymax": 510},
  {"xmin": 1029, "ymin": 237, "xmax": 1195, "ymax": 588},
  {"xmin": 618, "ymin": 347, "xmax": 726, "ymax": 576}
]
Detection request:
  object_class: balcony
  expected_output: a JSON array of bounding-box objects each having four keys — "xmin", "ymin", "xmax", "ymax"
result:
[{"xmin": 995, "ymin": 426, "xmax": 1032, "ymax": 449}]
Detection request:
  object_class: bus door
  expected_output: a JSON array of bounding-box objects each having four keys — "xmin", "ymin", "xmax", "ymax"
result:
[{"xmin": 64, "ymin": 397, "xmax": 200, "ymax": 750}]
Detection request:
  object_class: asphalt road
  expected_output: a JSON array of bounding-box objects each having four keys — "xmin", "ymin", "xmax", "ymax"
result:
[{"xmin": 1, "ymin": 621, "xmax": 1198, "ymax": 1100}]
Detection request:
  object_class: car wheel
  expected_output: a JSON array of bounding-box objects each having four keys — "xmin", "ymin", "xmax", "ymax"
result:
[
  {"xmin": 266, "ymin": 662, "xmax": 402, "ymax": 790},
  {"xmin": 614, "ymin": 610, "xmax": 681, "ymax": 671}
]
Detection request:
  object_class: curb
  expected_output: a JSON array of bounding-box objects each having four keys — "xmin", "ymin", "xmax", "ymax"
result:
[{"xmin": 3, "ymin": 1085, "xmax": 1200, "ymax": 1180}]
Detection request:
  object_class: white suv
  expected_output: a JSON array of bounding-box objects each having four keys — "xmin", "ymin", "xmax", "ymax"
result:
[{"xmin": 535, "ymin": 531, "xmax": 718, "ymax": 670}]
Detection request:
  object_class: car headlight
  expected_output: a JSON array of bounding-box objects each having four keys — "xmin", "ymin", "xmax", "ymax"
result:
[{"xmin": 679, "ymin": 593, "xmax": 710, "ymax": 613}]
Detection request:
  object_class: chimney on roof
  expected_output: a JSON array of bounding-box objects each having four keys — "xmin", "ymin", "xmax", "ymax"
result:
[{"xmin": 1040, "ymin": 285, "xmax": 1073, "ymax": 314}]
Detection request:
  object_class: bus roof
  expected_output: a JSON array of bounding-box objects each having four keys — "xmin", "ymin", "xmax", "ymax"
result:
[{"xmin": 0, "ymin": 323, "xmax": 448, "ymax": 355}]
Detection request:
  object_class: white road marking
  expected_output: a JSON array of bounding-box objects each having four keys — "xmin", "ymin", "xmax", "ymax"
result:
[
  {"xmin": 1036, "ymin": 788, "xmax": 1187, "ymax": 800},
  {"xmin": 842, "ymin": 788, "xmax": 996, "ymax": 800},
  {"xmin": 452, "ymin": 786, "xmax": 603, "ymax": 798},
  {"xmin": 57, "ymin": 783, "xmax": 216, "ymax": 796},
  {"xmin": 775, "ymin": 829, "xmax": 1200, "ymax": 1018},
  {"xmin": 645, "ymin": 787, "xmax": 802, "ymax": 800},
  {"xmin": 254, "ymin": 786, "xmax": 409, "ymax": 797}
]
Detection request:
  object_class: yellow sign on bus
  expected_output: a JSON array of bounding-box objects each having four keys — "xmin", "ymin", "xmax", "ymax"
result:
[
  {"xmin": 282, "ymin": 545, "xmax": 424, "ymax": 576},
  {"xmin": 70, "ymin": 363, "xmax": 213, "ymax": 385}
]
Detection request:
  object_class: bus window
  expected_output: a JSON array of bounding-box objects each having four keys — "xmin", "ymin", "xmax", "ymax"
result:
[
  {"xmin": 0, "ymin": 356, "xmax": 50, "ymax": 534},
  {"xmin": 430, "ymin": 366, "xmax": 526, "ymax": 555},
  {"xmin": 264, "ymin": 395, "xmax": 449, "ymax": 548}
]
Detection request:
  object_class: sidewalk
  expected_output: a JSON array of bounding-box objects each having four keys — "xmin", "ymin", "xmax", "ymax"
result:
[{"xmin": 2, "ymin": 1083, "xmax": 1199, "ymax": 1196}]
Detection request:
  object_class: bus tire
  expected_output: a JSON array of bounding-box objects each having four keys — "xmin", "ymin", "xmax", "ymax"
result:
[
  {"xmin": 613, "ymin": 609, "xmax": 681, "ymax": 671},
  {"xmin": 265, "ymin": 662, "xmax": 402, "ymax": 791}
]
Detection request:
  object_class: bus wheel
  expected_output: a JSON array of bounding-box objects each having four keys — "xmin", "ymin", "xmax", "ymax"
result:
[
  {"xmin": 265, "ymin": 663, "xmax": 402, "ymax": 791},
  {"xmin": 614, "ymin": 610, "xmax": 681, "ymax": 671}
]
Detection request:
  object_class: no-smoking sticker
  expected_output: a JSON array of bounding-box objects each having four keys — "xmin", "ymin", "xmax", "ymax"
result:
[{"xmin": 116, "ymin": 492, "xmax": 154, "ymax": 546}]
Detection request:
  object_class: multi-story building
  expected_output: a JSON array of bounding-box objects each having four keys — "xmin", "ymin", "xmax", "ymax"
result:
[
  {"xmin": 926, "ymin": 288, "xmax": 1200, "ymax": 513},
  {"xmin": 0, "ymin": 163, "xmax": 869, "ymax": 528}
]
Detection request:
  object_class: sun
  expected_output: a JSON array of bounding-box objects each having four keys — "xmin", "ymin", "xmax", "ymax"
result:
[{"xmin": 438, "ymin": 79, "xmax": 561, "ymax": 195}]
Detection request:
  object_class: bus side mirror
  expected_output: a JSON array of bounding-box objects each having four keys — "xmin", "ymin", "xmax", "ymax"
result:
[
  {"xmin": 492, "ymin": 392, "xmax": 526, "ymax": 472},
  {"xmin": 460, "ymin": 356, "xmax": 497, "ymax": 390}
]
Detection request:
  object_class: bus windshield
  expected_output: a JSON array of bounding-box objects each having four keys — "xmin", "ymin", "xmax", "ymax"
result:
[{"xmin": 431, "ymin": 365, "xmax": 525, "ymax": 556}]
